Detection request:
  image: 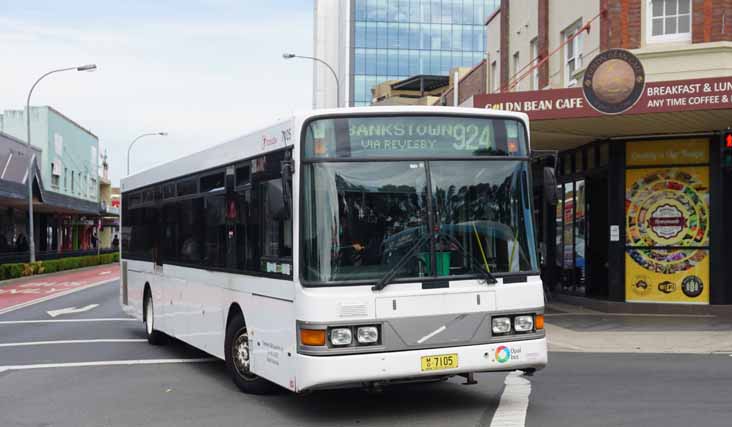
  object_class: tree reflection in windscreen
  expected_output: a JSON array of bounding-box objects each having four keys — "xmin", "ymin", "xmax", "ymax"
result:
[
  {"xmin": 302, "ymin": 160, "xmax": 538, "ymax": 283},
  {"xmin": 302, "ymin": 162, "xmax": 428, "ymax": 282}
]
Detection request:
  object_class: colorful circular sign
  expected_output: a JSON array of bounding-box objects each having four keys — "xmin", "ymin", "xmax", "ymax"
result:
[
  {"xmin": 626, "ymin": 168, "xmax": 709, "ymax": 276},
  {"xmin": 495, "ymin": 346, "xmax": 511, "ymax": 363},
  {"xmin": 583, "ymin": 49, "xmax": 645, "ymax": 114}
]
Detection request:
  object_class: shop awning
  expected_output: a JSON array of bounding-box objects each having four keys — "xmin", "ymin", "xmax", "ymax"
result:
[{"xmin": 530, "ymin": 109, "xmax": 732, "ymax": 150}]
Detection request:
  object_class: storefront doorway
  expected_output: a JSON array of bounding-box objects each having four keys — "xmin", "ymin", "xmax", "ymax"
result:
[
  {"xmin": 586, "ymin": 174, "xmax": 608, "ymax": 299},
  {"xmin": 551, "ymin": 143, "xmax": 610, "ymax": 297},
  {"xmin": 723, "ymin": 166, "xmax": 732, "ymax": 300}
]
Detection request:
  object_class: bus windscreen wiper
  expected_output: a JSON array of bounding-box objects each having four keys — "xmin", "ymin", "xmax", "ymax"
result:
[
  {"xmin": 372, "ymin": 233, "xmax": 431, "ymax": 291},
  {"xmin": 372, "ymin": 230, "xmax": 497, "ymax": 291}
]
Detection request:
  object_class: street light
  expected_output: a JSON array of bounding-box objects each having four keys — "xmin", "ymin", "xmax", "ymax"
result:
[
  {"xmin": 127, "ymin": 132, "xmax": 168, "ymax": 175},
  {"xmin": 282, "ymin": 53, "xmax": 341, "ymax": 108},
  {"xmin": 25, "ymin": 64, "xmax": 97, "ymax": 263}
]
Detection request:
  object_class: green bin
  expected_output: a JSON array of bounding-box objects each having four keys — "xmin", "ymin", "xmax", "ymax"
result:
[{"xmin": 418, "ymin": 251, "xmax": 451, "ymax": 276}]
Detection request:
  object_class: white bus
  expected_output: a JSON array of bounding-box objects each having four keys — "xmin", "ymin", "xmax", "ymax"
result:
[{"xmin": 120, "ymin": 106, "xmax": 547, "ymax": 394}]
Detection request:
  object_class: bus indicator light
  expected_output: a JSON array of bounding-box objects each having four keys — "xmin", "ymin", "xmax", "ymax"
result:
[{"xmin": 300, "ymin": 329, "xmax": 326, "ymax": 346}]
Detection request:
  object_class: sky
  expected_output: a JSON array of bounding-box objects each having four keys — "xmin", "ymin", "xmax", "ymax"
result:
[{"xmin": 1, "ymin": 0, "xmax": 314, "ymax": 185}]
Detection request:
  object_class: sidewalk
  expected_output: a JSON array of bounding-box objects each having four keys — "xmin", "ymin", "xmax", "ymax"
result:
[
  {"xmin": 546, "ymin": 302, "xmax": 732, "ymax": 354},
  {"xmin": 0, "ymin": 264, "xmax": 120, "ymax": 314}
]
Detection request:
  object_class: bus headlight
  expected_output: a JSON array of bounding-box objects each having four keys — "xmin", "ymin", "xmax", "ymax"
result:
[
  {"xmin": 492, "ymin": 317, "xmax": 512, "ymax": 334},
  {"xmin": 356, "ymin": 326, "xmax": 379, "ymax": 344},
  {"xmin": 330, "ymin": 328, "xmax": 352, "ymax": 346},
  {"xmin": 514, "ymin": 315, "xmax": 534, "ymax": 332}
]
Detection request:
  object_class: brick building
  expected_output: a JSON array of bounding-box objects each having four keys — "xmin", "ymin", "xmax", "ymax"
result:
[{"xmin": 448, "ymin": 0, "xmax": 732, "ymax": 306}]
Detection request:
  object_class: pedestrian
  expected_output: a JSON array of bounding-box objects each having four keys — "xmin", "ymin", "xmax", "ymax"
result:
[
  {"xmin": 91, "ymin": 232, "xmax": 98, "ymax": 249},
  {"xmin": 112, "ymin": 234, "xmax": 119, "ymax": 250},
  {"xmin": 16, "ymin": 233, "xmax": 28, "ymax": 253}
]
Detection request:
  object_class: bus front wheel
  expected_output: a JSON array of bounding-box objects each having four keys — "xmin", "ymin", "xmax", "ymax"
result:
[
  {"xmin": 225, "ymin": 314, "xmax": 276, "ymax": 394},
  {"xmin": 143, "ymin": 290, "xmax": 164, "ymax": 345}
]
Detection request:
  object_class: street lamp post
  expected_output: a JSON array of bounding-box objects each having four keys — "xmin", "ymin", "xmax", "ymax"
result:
[
  {"xmin": 127, "ymin": 132, "xmax": 168, "ymax": 176},
  {"xmin": 25, "ymin": 64, "xmax": 97, "ymax": 263},
  {"xmin": 282, "ymin": 53, "xmax": 341, "ymax": 108}
]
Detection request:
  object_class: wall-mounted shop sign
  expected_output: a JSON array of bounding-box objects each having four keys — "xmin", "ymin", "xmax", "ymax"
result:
[
  {"xmin": 473, "ymin": 71, "xmax": 732, "ymax": 121},
  {"xmin": 624, "ymin": 141, "xmax": 710, "ymax": 304},
  {"xmin": 626, "ymin": 139, "xmax": 710, "ymax": 166}
]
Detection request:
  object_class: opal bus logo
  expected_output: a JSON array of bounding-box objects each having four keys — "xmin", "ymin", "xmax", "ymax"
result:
[
  {"xmin": 582, "ymin": 49, "xmax": 645, "ymax": 115},
  {"xmin": 496, "ymin": 346, "xmax": 511, "ymax": 363}
]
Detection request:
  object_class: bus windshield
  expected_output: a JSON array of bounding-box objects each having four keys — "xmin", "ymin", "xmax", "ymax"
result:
[{"xmin": 301, "ymin": 115, "xmax": 538, "ymax": 285}]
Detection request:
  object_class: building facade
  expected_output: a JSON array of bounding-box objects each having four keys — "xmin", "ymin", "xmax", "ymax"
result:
[
  {"xmin": 314, "ymin": 0, "xmax": 499, "ymax": 107},
  {"xmin": 0, "ymin": 131, "xmax": 41, "ymax": 254},
  {"xmin": 0, "ymin": 106, "xmax": 107, "ymax": 262},
  {"xmin": 454, "ymin": 0, "xmax": 732, "ymax": 306},
  {"xmin": 99, "ymin": 152, "xmax": 120, "ymax": 249}
]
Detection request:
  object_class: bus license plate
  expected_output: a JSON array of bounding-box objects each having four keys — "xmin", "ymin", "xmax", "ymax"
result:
[{"xmin": 420, "ymin": 353, "xmax": 458, "ymax": 372}]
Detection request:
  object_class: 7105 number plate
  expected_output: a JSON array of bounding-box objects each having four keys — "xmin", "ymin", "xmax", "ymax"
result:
[{"xmin": 420, "ymin": 353, "xmax": 458, "ymax": 372}]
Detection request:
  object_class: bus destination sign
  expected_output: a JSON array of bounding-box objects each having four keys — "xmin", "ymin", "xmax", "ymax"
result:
[{"xmin": 307, "ymin": 116, "xmax": 527, "ymax": 158}]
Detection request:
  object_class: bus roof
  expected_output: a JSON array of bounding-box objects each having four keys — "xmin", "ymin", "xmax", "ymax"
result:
[{"xmin": 121, "ymin": 106, "xmax": 529, "ymax": 193}]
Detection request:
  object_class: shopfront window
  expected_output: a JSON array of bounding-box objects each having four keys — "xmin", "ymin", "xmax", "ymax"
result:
[
  {"xmin": 562, "ymin": 182, "xmax": 574, "ymax": 275},
  {"xmin": 555, "ymin": 184, "xmax": 563, "ymax": 269},
  {"xmin": 574, "ymin": 180, "xmax": 586, "ymax": 292}
]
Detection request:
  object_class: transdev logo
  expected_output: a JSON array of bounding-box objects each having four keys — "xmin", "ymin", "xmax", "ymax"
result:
[{"xmin": 496, "ymin": 346, "xmax": 511, "ymax": 363}]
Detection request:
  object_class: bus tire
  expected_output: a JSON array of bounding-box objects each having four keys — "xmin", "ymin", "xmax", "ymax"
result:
[
  {"xmin": 144, "ymin": 290, "xmax": 164, "ymax": 345},
  {"xmin": 225, "ymin": 314, "xmax": 276, "ymax": 395}
]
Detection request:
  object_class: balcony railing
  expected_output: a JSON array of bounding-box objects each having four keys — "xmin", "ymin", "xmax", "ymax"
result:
[{"xmin": 100, "ymin": 202, "xmax": 120, "ymax": 216}]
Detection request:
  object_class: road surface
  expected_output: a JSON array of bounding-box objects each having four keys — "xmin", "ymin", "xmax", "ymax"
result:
[{"xmin": 0, "ymin": 273, "xmax": 729, "ymax": 427}]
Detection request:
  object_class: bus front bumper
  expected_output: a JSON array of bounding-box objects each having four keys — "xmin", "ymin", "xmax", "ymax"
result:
[{"xmin": 296, "ymin": 337, "xmax": 547, "ymax": 392}]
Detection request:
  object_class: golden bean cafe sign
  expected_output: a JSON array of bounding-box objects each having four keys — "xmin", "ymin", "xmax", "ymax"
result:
[{"xmin": 473, "ymin": 51, "xmax": 732, "ymax": 120}]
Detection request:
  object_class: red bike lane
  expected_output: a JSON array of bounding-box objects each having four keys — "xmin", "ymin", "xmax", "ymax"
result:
[{"xmin": 0, "ymin": 264, "xmax": 120, "ymax": 314}]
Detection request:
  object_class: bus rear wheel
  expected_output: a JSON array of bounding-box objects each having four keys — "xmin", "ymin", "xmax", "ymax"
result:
[
  {"xmin": 144, "ymin": 290, "xmax": 164, "ymax": 345},
  {"xmin": 225, "ymin": 314, "xmax": 276, "ymax": 394}
]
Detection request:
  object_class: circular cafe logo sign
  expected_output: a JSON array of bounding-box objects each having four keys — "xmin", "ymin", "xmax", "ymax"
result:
[
  {"xmin": 583, "ymin": 49, "xmax": 645, "ymax": 114},
  {"xmin": 648, "ymin": 204, "xmax": 685, "ymax": 240}
]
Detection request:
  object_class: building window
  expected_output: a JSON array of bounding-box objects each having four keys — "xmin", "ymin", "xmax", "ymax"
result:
[
  {"xmin": 530, "ymin": 38, "xmax": 539, "ymax": 90},
  {"xmin": 648, "ymin": 0, "xmax": 691, "ymax": 43},
  {"xmin": 71, "ymin": 171, "xmax": 75, "ymax": 193},
  {"xmin": 64, "ymin": 168, "xmax": 68, "ymax": 190},
  {"xmin": 348, "ymin": 0, "xmax": 500, "ymax": 106},
  {"xmin": 491, "ymin": 60, "xmax": 499, "ymax": 93},
  {"xmin": 563, "ymin": 20, "xmax": 584, "ymax": 87},
  {"xmin": 512, "ymin": 52, "xmax": 520, "ymax": 91}
]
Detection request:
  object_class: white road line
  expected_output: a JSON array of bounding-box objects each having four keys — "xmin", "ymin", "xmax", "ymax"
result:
[
  {"xmin": 0, "ymin": 318, "xmax": 135, "ymax": 325},
  {"xmin": 0, "ymin": 339, "xmax": 146, "ymax": 348},
  {"xmin": 489, "ymin": 371, "xmax": 532, "ymax": 427},
  {"xmin": 0, "ymin": 278, "xmax": 118, "ymax": 316},
  {"xmin": 0, "ymin": 358, "xmax": 217, "ymax": 374}
]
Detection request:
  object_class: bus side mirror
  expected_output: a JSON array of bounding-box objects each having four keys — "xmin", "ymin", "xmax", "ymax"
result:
[
  {"xmin": 543, "ymin": 167, "xmax": 557, "ymax": 206},
  {"xmin": 280, "ymin": 157, "xmax": 294, "ymax": 220}
]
